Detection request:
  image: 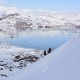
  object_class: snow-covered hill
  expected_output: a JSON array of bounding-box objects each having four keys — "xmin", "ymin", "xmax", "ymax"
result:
[
  {"xmin": 6, "ymin": 37, "xmax": 80, "ymax": 80},
  {"xmin": 0, "ymin": 6, "xmax": 80, "ymax": 34}
]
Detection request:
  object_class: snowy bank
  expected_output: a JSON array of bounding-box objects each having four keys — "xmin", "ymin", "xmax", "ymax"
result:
[
  {"xmin": 6, "ymin": 37, "xmax": 80, "ymax": 80},
  {"xmin": 0, "ymin": 43, "xmax": 43, "ymax": 80}
]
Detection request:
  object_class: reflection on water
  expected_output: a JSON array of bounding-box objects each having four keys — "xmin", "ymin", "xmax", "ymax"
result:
[{"xmin": 0, "ymin": 30, "xmax": 77, "ymax": 50}]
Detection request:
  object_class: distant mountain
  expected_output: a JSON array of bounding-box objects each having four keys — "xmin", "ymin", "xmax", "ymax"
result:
[{"xmin": 0, "ymin": 6, "xmax": 80, "ymax": 33}]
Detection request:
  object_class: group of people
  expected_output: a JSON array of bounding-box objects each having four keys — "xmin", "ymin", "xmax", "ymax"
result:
[{"xmin": 43, "ymin": 47, "xmax": 52, "ymax": 56}]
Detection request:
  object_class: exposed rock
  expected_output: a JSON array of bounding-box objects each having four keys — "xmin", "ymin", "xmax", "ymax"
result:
[{"xmin": 15, "ymin": 21, "xmax": 32, "ymax": 30}]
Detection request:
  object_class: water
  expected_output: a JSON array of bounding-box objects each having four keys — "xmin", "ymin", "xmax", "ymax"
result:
[{"xmin": 0, "ymin": 30, "xmax": 76, "ymax": 50}]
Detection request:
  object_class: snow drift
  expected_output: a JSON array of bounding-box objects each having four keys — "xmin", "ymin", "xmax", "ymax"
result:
[{"xmin": 6, "ymin": 37, "xmax": 80, "ymax": 80}]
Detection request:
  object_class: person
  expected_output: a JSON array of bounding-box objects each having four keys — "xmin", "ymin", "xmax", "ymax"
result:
[
  {"xmin": 48, "ymin": 47, "xmax": 52, "ymax": 53},
  {"xmin": 43, "ymin": 50, "xmax": 47, "ymax": 56}
]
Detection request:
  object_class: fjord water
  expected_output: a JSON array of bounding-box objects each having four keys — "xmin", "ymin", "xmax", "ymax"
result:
[{"xmin": 0, "ymin": 30, "xmax": 76, "ymax": 50}]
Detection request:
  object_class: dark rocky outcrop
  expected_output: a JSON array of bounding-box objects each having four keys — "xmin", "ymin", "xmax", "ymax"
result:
[
  {"xmin": 15, "ymin": 21, "xmax": 32, "ymax": 30},
  {"xmin": 14, "ymin": 55, "xmax": 39, "ymax": 62}
]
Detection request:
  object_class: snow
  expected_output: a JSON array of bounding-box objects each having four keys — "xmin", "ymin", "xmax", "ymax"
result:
[
  {"xmin": 5, "ymin": 36, "xmax": 80, "ymax": 80},
  {"xmin": 0, "ymin": 6, "xmax": 80, "ymax": 34},
  {"xmin": 0, "ymin": 5, "xmax": 80, "ymax": 80},
  {"xmin": 0, "ymin": 43, "xmax": 43, "ymax": 80}
]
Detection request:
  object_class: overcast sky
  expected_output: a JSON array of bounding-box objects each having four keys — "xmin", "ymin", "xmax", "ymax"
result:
[{"xmin": 0, "ymin": 0, "xmax": 80, "ymax": 13}]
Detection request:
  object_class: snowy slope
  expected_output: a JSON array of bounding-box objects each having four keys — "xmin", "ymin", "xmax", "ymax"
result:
[
  {"xmin": 6, "ymin": 37, "xmax": 80, "ymax": 80},
  {"xmin": 0, "ymin": 6, "xmax": 80, "ymax": 33},
  {"xmin": 0, "ymin": 43, "xmax": 43, "ymax": 80}
]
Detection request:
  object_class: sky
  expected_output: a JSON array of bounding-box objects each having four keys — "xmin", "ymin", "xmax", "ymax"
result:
[{"xmin": 0, "ymin": 0, "xmax": 80, "ymax": 13}]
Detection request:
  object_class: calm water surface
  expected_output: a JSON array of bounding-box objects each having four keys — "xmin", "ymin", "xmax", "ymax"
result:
[{"xmin": 0, "ymin": 30, "xmax": 76, "ymax": 50}]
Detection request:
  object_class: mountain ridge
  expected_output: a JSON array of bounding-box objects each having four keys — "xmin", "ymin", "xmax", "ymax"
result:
[{"xmin": 0, "ymin": 6, "xmax": 80, "ymax": 35}]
